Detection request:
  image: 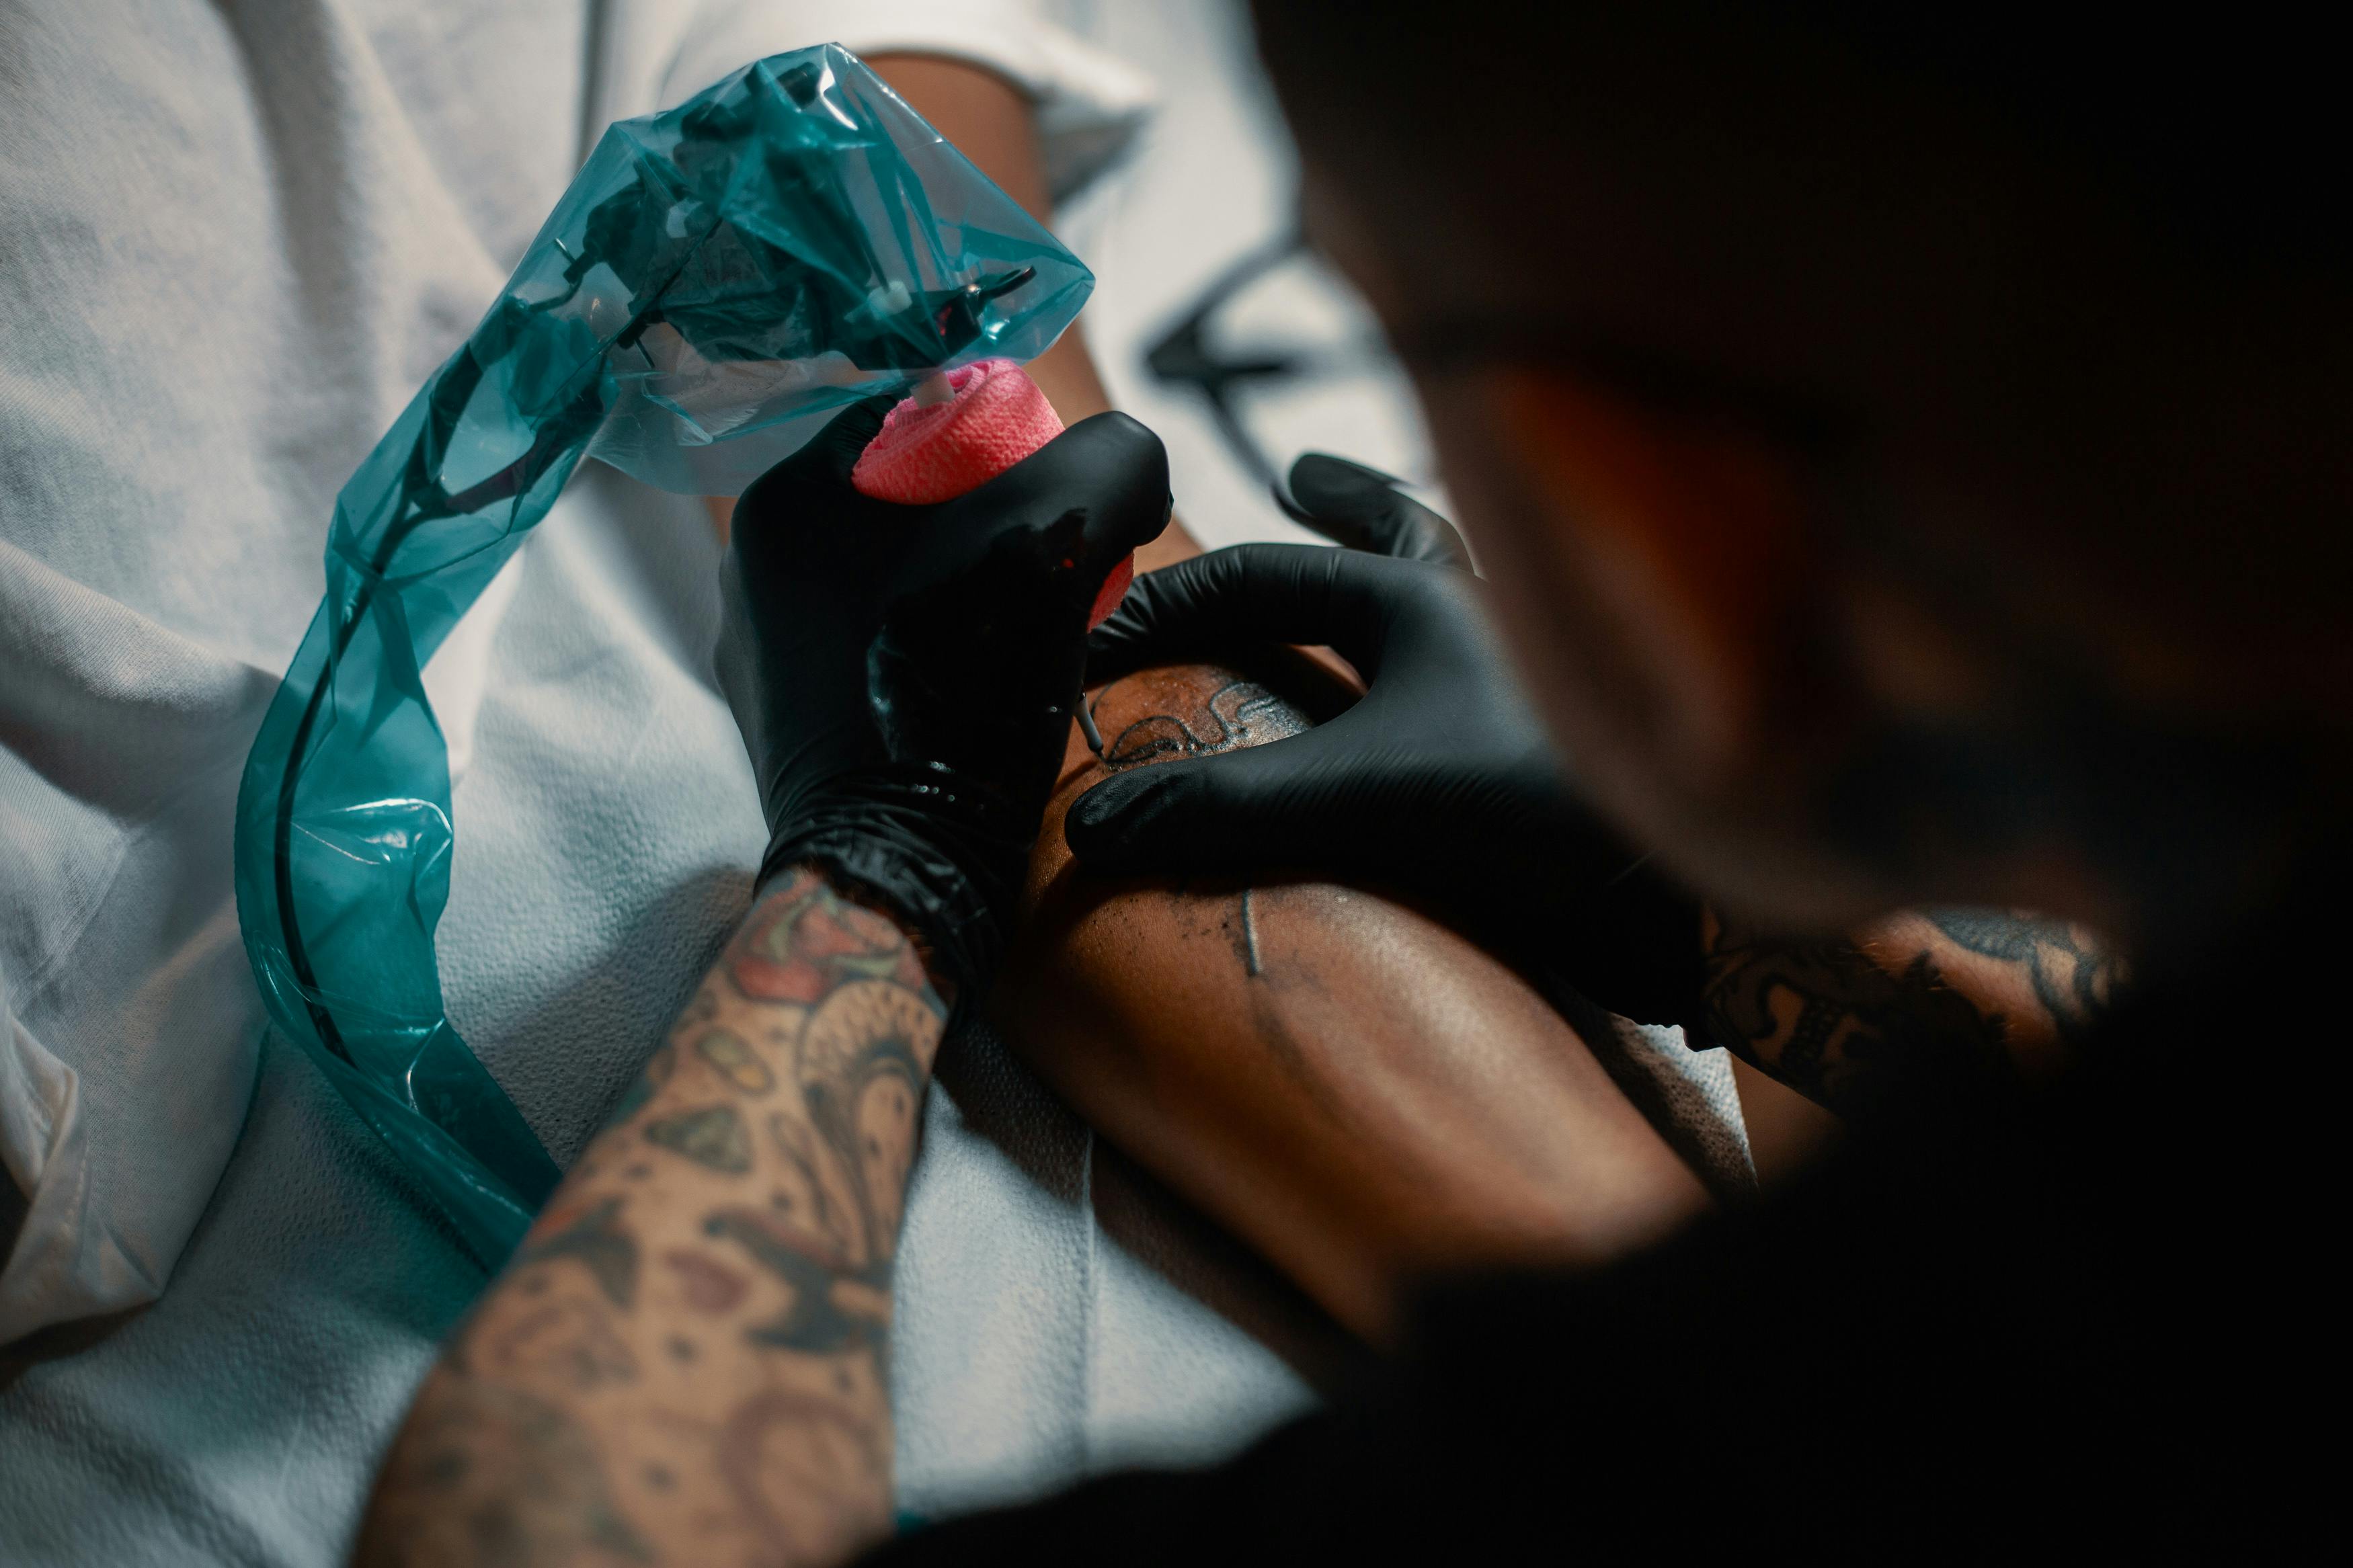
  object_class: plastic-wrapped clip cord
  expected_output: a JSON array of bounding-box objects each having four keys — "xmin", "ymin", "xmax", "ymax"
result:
[{"xmin": 231, "ymin": 44, "xmax": 1093, "ymax": 1266}]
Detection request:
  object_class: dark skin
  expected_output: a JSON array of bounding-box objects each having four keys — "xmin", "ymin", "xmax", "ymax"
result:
[{"xmin": 999, "ymin": 657, "xmax": 1708, "ymax": 1339}]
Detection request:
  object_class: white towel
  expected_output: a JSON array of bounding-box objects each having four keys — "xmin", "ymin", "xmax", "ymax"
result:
[{"xmin": 0, "ymin": 0, "xmax": 1149, "ymax": 1352}]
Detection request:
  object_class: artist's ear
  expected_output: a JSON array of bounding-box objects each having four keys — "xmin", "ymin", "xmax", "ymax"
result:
[{"xmin": 1478, "ymin": 366, "xmax": 1813, "ymax": 780}]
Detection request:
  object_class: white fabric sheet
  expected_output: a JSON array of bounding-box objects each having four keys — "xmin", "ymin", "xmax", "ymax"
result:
[{"xmin": 0, "ymin": 0, "xmax": 1141, "ymax": 1353}]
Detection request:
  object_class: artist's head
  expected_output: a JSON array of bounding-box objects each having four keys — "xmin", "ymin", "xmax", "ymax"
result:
[{"xmin": 1251, "ymin": 1, "xmax": 2349, "ymax": 951}]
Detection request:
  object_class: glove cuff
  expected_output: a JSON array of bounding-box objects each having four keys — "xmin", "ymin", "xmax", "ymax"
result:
[{"xmin": 759, "ymin": 761, "xmax": 1035, "ymax": 1003}]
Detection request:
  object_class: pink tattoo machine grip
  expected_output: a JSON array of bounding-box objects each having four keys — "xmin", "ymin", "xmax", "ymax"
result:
[{"xmin": 849, "ymin": 358, "xmax": 1136, "ymax": 629}]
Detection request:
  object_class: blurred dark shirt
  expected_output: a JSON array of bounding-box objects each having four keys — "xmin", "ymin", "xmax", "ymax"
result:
[{"xmin": 870, "ymin": 876, "xmax": 2336, "ymax": 1559}]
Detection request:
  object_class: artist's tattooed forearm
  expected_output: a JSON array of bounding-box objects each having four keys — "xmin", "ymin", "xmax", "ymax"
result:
[
  {"xmin": 1922, "ymin": 909, "xmax": 2123, "ymax": 1047},
  {"xmin": 514, "ymin": 1196, "xmax": 639, "ymax": 1310},
  {"xmin": 1701, "ymin": 927, "xmax": 2007, "ymax": 1122},
  {"xmin": 1698, "ymin": 907, "xmax": 2122, "ymax": 1121},
  {"xmin": 696, "ymin": 1028, "xmax": 775, "ymax": 1092},
  {"xmin": 357, "ymin": 1380, "xmax": 655, "ymax": 1568},
  {"xmin": 723, "ymin": 869, "xmax": 934, "ymax": 1004},
  {"xmin": 707, "ymin": 1204, "xmax": 892, "ymax": 1357},
  {"xmin": 358, "ymin": 866, "xmax": 946, "ymax": 1568}
]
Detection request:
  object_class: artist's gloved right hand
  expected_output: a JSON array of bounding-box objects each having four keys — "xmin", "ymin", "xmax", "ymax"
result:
[
  {"xmin": 1067, "ymin": 455, "xmax": 1705, "ymax": 1030},
  {"xmin": 717, "ymin": 395, "xmax": 1170, "ymax": 1001}
]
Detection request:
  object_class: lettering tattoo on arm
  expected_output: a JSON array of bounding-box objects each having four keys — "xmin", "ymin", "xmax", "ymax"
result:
[
  {"xmin": 1095, "ymin": 677, "xmax": 1304, "ymax": 772},
  {"xmin": 358, "ymin": 867, "xmax": 947, "ymax": 1568},
  {"xmin": 1699, "ymin": 907, "xmax": 2125, "ymax": 1123},
  {"xmin": 1094, "ymin": 674, "xmax": 1308, "ymax": 983}
]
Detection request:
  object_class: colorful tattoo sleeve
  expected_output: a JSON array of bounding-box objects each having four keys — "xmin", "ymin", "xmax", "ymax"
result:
[{"xmin": 358, "ymin": 868, "xmax": 946, "ymax": 1568}]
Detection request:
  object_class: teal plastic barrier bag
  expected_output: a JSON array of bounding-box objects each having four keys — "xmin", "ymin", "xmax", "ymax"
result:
[{"xmin": 232, "ymin": 44, "xmax": 1093, "ymax": 1266}]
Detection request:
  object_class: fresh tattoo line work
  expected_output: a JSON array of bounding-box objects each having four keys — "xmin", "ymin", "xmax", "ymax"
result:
[
  {"xmin": 1098, "ymin": 677, "xmax": 1301, "ymax": 772},
  {"xmin": 360, "ymin": 867, "xmax": 947, "ymax": 1568},
  {"xmin": 1091, "ymin": 672, "xmax": 1309, "ymax": 985}
]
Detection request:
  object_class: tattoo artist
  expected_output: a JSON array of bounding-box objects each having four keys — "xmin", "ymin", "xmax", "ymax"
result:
[{"xmin": 362, "ymin": 5, "xmax": 2338, "ymax": 1561}]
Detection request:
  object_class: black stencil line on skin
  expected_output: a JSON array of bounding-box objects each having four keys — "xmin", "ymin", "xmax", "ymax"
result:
[
  {"xmin": 1101, "ymin": 679, "xmax": 1293, "ymax": 772},
  {"xmin": 1240, "ymin": 886, "xmax": 1264, "ymax": 978}
]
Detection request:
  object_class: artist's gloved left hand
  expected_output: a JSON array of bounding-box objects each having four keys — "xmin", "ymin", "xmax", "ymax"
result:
[
  {"xmin": 717, "ymin": 395, "xmax": 1170, "ymax": 999},
  {"xmin": 1066, "ymin": 456, "xmax": 1706, "ymax": 1033}
]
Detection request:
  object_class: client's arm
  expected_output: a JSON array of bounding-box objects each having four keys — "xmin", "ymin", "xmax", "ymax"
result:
[
  {"xmin": 993, "ymin": 482, "xmax": 1720, "ymax": 1338},
  {"xmin": 993, "ymin": 655, "xmax": 1712, "ymax": 1342},
  {"xmin": 358, "ymin": 868, "xmax": 945, "ymax": 1567}
]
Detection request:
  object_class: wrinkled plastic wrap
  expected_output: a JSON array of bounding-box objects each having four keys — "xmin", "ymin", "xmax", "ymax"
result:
[{"xmin": 232, "ymin": 44, "xmax": 1093, "ymax": 1266}]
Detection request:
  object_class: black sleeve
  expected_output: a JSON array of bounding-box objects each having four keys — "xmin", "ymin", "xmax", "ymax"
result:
[
  {"xmin": 861, "ymin": 980, "xmax": 2329, "ymax": 1564},
  {"xmin": 861, "ymin": 1163, "xmax": 1949, "ymax": 1563}
]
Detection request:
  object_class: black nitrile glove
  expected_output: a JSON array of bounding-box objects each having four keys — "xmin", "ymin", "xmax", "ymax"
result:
[
  {"xmin": 1066, "ymin": 454, "xmax": 1704, "ymax": 1031},
  {"xmin": 719, "ymin": 395, "xmax": 1170, "ymax": 999}
]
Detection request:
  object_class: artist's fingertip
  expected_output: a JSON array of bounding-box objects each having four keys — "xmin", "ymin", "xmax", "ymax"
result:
[
  {"xmin": 1288, "ymin": 452, "xmax": 1403, "ymax": 513},
  {"xmin": 1064, "ymin": 773, "xmax": 1139, "ymax": 848},
  {"xmin": 1065, "ymin": 770, "xmax": 1176, "ymax": 866}
]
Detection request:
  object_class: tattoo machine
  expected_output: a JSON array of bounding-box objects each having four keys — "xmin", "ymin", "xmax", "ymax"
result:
[
  {"xmin": 848, "ymin": 356, "xmax": 1133, "ymax": 752},
  {"xmin": 231, "ymin": 45, "xmax": 1094, "ymax": 1267}
]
